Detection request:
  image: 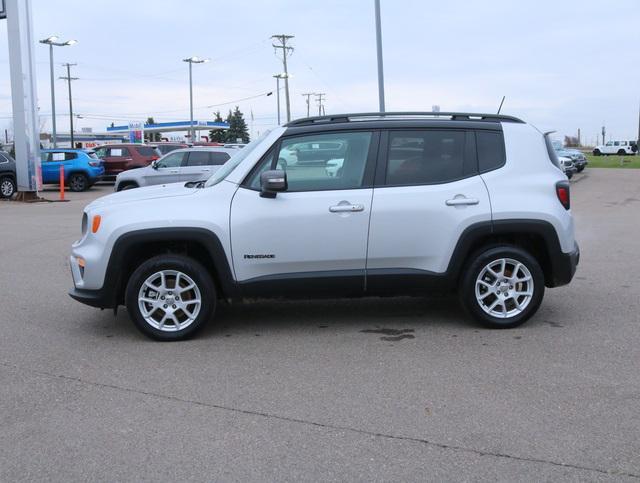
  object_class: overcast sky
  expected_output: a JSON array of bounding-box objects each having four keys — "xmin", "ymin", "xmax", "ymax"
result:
[{"xmin": 1, "ymin": 0, "xmax": 638, "ymax": 144}]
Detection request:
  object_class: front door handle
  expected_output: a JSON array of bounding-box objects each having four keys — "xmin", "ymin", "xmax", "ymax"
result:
[
  {"xmin": 169, "ymin": 169, "xmax": 179, "ymax": 174},
  {"xmin": 445, "ymin": 197, "xmax": 479, "ymax": 206},
  {"xmin": 329, "ymin": 203, "xmax": 365, "ymax": 213}
]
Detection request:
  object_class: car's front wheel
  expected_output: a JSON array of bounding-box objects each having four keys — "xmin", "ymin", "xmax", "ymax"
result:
[
  {"xmin": 125, "ymin": 255, "xmax": 216, "ymax": 340},
  {"xmin": 460, "ymin": 246, "xmax": 545, "ymax": 329},
  {"xmin": 0, "ymin": 176, "xmax": 16, "ymax": 198},
  {"xmin": 593, "ymin": 149, "xmax": 601, "ymax": 156}
]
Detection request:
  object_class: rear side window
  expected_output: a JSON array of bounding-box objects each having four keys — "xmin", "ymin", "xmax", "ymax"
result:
[
  {"xmin": 384, "ymin": 130, "xmax": 472, "ymax": 186},
  {"xmin": 108, "ymin": 147, "xmax": 129, "ymax": 157},
  {"xmin": 136, "ymin": 147, "xmax": 159, "ymax": 156},
  {"xmin": 544, "ymin": 134, "xmax": 561, "ymax": 170},
  {"xmin": 64, "ymin": 152, "xmax": 78, "ymax": 160},
  {"xmin": 210, "ymin": 152, "xmax": 231, "ymax": 165},
  {"xmin": 186, "ymin": 151, "xmax": 211, "ymax": 166},
  {"xmin": 476, "ymin": 131, "xmax": 505, "ymax": 173}
]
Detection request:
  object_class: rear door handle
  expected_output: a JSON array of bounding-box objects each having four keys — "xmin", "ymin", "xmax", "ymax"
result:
[
  {"xmin": 329, "ymin": 203, "xmax": 365, "ymax": 213},
  {"xmin": 170, "ymin": 170, "xmax": 179, "ymax": 174},
  {"xmin": 445, "ymin": 197, "xmax": 479, "ymax": 206}
]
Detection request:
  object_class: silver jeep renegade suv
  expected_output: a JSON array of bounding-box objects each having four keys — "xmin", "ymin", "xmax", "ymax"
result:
[{"xmin": 69, "ymin": 112, "xmax": 579, "ymax": 340}]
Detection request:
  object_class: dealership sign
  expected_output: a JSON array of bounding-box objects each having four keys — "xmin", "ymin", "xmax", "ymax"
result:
[{"xmin": 128, "ymin": 121, "xmax": 144, "ymax": 144}]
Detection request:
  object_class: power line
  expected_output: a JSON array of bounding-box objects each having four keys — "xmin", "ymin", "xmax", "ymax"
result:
[{"xmin": 271, "ymin": 34, "xmax": 294, "ymax": 122}]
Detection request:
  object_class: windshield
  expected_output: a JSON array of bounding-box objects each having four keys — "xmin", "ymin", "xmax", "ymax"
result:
[{"xmin": 205, "ymin": 131, "xmax": 271, "ymax": 187}]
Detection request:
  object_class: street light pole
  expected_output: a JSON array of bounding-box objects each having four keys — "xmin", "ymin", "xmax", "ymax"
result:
[
  {"xmin": 374, "ymin": 0, "xmax": 385, "ymax": 112},
  {"xmin": 183, "ymin": 56, "xmax": 209, "ymax": 144},
  {"xmin": 39, "ymin": 36, "xmax": 77, "ymax": 148}
]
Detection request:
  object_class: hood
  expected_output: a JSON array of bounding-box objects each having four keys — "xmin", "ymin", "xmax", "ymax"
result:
[{"xmin": 86, "ymin": 182, "xmax": 197, "ymax": 210}]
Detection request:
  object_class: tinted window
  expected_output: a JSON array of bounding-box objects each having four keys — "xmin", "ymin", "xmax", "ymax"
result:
[
  {"xmin": 0, "ymin": 153, "xmax": 7, "ymax": 164},
  {"xmin": 186, "ymin": 151, "xmax": 211, "ymax": 166},
  {"xmin": 136, "ymin": 146, "xmax": 159, "ymax": 156},
  {"xmin": 385, "ymin": 130, "xmax": 470, "ymax": 186},
  {"xmin": 156, "ymin": 151, "xmax": 185, "ymax": 168},
  {"xmin": 278, "ymin": 132, "xmax": 372, "ymax": 191},
  {"xmin": 64, "ymin": 152, "xmax": 78, "ymax": 160},
  {"xmin": 210, "ymin": 152, "xmax": 231, "ymax": 165},
  {"xmin": 476, "ymin": 131, "xmax": 506, "ymax": 173}
]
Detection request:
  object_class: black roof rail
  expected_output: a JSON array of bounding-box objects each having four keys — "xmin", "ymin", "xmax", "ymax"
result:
[{"xmin": 285, "ymin": 111, "xmax": 525, "ymax": 126}]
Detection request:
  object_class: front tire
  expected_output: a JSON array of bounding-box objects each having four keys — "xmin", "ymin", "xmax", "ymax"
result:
[
  {"xmin": 593, "ymin": 149, "xmax": 601, "ymax": 156},
  {"xmin": 0, "ymin": 177, "xmax": 16, "ymax": 198},
  {"xmin": 460, "ymin": 246, "xmax": 545, "ymax": 329},
  {"xmin": 617, "ymin": 149, "xmax": 626, "ymax": 156},
  {"xmin": 125, "ymin": 255, "xmax": 216, "ymax": 341}
]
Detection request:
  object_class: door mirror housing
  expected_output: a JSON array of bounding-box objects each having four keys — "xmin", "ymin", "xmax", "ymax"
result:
[
  {"xmin": 151, "ymin": 160, "xmax": 158, "ymax": 169},
  {"xmin": 260, "ymin": 170, "xmax": 287, "ymax": 198}
]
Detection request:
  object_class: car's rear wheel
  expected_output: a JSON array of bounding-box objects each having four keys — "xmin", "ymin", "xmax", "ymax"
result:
[
  {"xmin": 0, "ymin": 177, "xmax": 16, "ymax": 198},
  {"xmin": 460, "ymin": 246, "xmax": 544, "ymax": 329},
  {"xmin": 68, "ymin": 173, "xmax": 88, "ymax": 192},
  {"xmin": 617, "ymin": 149, "xmax": 626, "ymax": 155},
  {"xmin": 593, "ymin": 149, "xmax": 601, "ymax": 156},
  {"xmin": 125, "ymin": 255, "xmax": 216, "ymax": 341}
]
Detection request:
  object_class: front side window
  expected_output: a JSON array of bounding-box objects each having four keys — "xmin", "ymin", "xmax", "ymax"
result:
[
  {"xmin": 273, "ymin": 132, "xmax": 372, "ymax": 191},
  {"xmin": 384, "ymin": 130, "xmax": 470, "ymax": 186},
  {"xmin": 156, "ymin": 151, "xmax": 185, "ymax": 168}
]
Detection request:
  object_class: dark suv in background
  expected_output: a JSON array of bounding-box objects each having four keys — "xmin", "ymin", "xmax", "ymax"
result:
[
  {"xmin": 0, "ymin": 150, "xmax": 17, "ymax": 199},
  {"xmin": 94, "ymin": 144, "xmax": 161, "ymax": 180}
]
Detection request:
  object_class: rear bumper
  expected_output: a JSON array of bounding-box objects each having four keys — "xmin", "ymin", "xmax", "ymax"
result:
[{"xmin": 549, "ymin": 242, "xmax": 580, "ymax": 287}]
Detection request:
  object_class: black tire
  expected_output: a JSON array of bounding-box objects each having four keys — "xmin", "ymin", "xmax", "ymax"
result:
[
  {"xmin": 0, "ymin": 176, "xmax": 16, "ymax": 199},
  {"xmin": 593, "ymin": 149, "xmax": 601, "ymax": 156},
  {"xmin": 617, "ymin": 149, "xmax": 626, "ymax": 156},
  {"xmin": 459, "ymin": 246, "xmax": 545, "ymax": 329},
  {"xmin": 118, "ymin": 182, "xmax": 138, "ymax": 191},
  {"xmin": 68, "ymin": 173, "xmax": 88, "ymax": 192},
  {"xmin": 577, "ymin": 165, "xmax": 585, "ymax": 173},
  {"xmin": 566, "ymin": 170, "xmax": 573, "ymax": 179},
  {"xmin": 125, "ymin": 255, "xmax": 216, "ymax": 341}
]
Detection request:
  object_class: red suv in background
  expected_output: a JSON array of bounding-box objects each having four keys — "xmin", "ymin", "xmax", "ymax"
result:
[{"xmin": 94, "ymin": 144, "xmax": 161, "ymax": 180}]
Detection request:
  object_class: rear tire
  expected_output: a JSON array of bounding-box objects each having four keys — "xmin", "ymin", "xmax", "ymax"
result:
[
  {"xmin": 125, "ymin": 255, "xmax": 216, "ymax": 341},
  {"xmin": 0, "ymin": 177, "xmax": 16, "ymax": 198},
  {"xmin": 460, "ymin": 246, "xmax": 545, "ymax": 329},
  {"xmin": 68, "ymin": 173, "xmax": 88, "ymax": 192},
  {"xmin": 593, "ymin": 149, "xmax": 601, "ymax": 156},
  {"xmin": 617, "ymin": 149, "xmax": 626, "ymax": 156}
]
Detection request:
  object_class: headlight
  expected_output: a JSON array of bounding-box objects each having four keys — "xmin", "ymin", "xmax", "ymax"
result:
[{"xmin": 81, "ymin": 213, "xmax": 88, "ymax": 236}]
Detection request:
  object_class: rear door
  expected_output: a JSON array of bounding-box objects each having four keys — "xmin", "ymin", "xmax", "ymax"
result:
[
  {"xmin": 366, "ymin": 129, "xmax": 492, "ymax": 293},
  {"xmin": 103, "ymin": 146, "xmax": 131, "ymax": 175},
  {"xmin": 181, "ymin": 150, "xmax": 231, "ymax": 182}
]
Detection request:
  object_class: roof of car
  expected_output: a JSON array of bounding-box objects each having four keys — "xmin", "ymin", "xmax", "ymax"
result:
[{"xmin": 41, "ymin": 148, "xmax": 94, "ymax": 152}]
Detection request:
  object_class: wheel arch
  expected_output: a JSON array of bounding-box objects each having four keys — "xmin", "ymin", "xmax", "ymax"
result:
[
  {"xmin": 105, "ymin": 228, "xmax": 237, "ymax": 307},
  {"xmin": 448, "ymin": 220, "xmax": 565, "ymax": 288}
]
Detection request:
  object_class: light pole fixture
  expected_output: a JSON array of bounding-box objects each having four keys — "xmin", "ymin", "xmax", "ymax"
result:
[
  {"xmin": 39, "ymin": 36, "xmax": 77, "ymax": 148},
  {"xmin": 183, "ymin": 56, "xmax": 209, "ymax": 143}
]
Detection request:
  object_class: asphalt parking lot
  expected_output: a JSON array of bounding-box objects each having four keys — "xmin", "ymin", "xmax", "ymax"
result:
[{"xmin": 1, "ymin": 170, "xmax": 639, "ymax": 481}]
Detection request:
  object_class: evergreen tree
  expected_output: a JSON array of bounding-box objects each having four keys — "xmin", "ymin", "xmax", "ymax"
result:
[
  {"xmin": 144, "ymin": 117, "xmax": 161, "ymax": 142},
  {"xmin": 225, "ymin": 106, "xmax": 250, "ymax": 143},
  {"xmin": 208, "ymin": 111, "xmax": 226, "ymax": 142}
]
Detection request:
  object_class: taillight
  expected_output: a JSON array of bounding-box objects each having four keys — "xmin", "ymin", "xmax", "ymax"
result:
[
  {"xmin": 89, "ymin": 161, "xmax": 100, "ymax": 167},
  {"xmin": 556, "ymin": 181, "xmax": 570, "ymax": 210}
]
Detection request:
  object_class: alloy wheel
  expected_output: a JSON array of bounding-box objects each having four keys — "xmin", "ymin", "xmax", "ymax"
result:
[{"xmin": 475, "ymin": 258, "xmax": 534, "ymax": 318}]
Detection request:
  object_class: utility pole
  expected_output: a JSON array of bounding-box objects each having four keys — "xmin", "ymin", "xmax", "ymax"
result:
[
  {"xmin": 272, "ymin": 34, "xmax": 294, "ymax": 122},
  {"xmin": 601, "ymin": 125, "xmax": 606, "ymax": 145},
  {"xmin": 315, "ymin": 93, "xmax": 326, "ymax": 116},
  {"xmin": 60, "ymin": 63, "xmax": 78, "ymax": 148},
  {"xmin": 273, "ymin": 75, "xmax": 281, "ymax": 125},
  {"xmin": 302, "ymin": 93, "xmax": 315, "ymax": 117},
  {"xmin": 577, "ymin": 128, "xmax": 581, "ymax": 147},
  {"xmin": 374, "ymin": 0, "xmax": 385, "ymax": 112}
]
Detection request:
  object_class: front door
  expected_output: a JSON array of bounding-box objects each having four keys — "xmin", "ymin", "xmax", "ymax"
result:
[
  {"xmin": 230, "ymin": 130, "xmax": 378, "ymax": 297},
  {"xmin": 143, "ymin": 150, "xmax": 186, "ymax": 185}
]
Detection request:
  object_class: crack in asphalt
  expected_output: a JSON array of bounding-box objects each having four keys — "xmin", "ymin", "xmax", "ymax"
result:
[{"xmin": 2, "ymin": 361, "xmax": 639, "ymax": 479}]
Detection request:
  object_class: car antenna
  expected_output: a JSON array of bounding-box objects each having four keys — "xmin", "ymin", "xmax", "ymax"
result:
[{"xmin": 497, "ymin": 96, "xmax": 506, "ymax": 114}]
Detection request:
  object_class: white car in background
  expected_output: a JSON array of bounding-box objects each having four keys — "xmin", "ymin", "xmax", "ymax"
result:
[
  {"xmin": 114, "ymin": 147, "xmax": 237, "ymax": 191},
  {"xmin": 593, "ymin": 140, "xmax": 638, "ymax": 156}
]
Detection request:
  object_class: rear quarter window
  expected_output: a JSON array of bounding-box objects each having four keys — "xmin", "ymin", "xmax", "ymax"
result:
[
  {"xmin": 544, "ymin": 134, "xmax": 562, "ymax": 170},
  {"xmin": 476, "ymin": 131, "xmax": 505, "ymax": 173}
]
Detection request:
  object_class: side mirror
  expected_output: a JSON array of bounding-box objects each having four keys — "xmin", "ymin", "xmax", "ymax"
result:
[
  {"xmin": 260, "ymin": 169, "xmax": 287, "ymax": 198},
  {"xmin": 151, "ymin": 160, "xmax": 158, "ymax": 169}
]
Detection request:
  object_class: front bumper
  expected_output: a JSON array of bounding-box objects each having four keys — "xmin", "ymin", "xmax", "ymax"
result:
[
  {"xmin": 69, "ymin": 287, "xmax": 115, "ymax": 308},
  {"xmin": 549, "ymin": 242, "xmax": 580, "ymax": 287}
]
